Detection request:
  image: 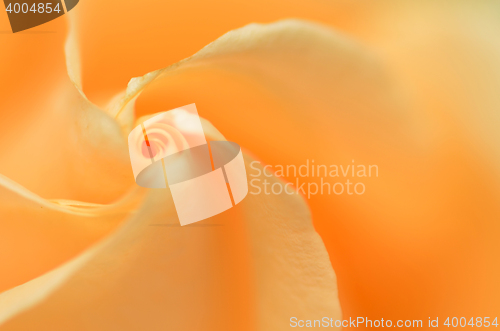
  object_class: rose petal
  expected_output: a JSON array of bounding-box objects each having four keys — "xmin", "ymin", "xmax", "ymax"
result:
[
  {"xmin": 0, "ymin": 12, "xmax": 148, "ymax": 299},
  {"xmin": 0, "ymin": 148, "xmax": 340, "ymax": 331},
  {"xmin": 104, "ymin": 18, "xmax": 414, "ymax": 323},
  {"xmin": 0, "ymin": 13, "xmax": 135, "ymax": 202},
  {"xmin": 0, "ymin": 170, "xmax": 145, "ymax": 298},
  {"xmin": 126, "ymin": 16, "xmax": 500, "ymax": 321},
  {"xmin": 64, "ymin": 0, "xmax": 373, "ymax": 105}
]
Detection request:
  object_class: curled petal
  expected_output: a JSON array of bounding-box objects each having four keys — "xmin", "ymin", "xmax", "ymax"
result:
[
  {"xmin": 0, "ymin": 172, "xmax": 146, "ymax": 305},
  {"xmin": 0, "ymin": 153, "xmax": 340, "ymax": 331}
]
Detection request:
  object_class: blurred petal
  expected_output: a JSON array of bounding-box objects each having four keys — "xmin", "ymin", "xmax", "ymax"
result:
[
  {"xmin": 0, "ymin": 171, "xmax": 145, "ymax": 295},
  {"xmin": 2, "ymin": 16, "xmax": 343, "ymax": 330},
  {"xmin": 0, "ymin": 11, "xmax": 143, "ymax": 302},
  {"xmin": 366, "ymin": 1, "xmax": 500, "ymax": 164},
  {"xmin": 367, "ymin": 2, "xmax": 500, "ymax": 318},
  {"xmin": 238, "ymin": 159, "xmax": 341, "ymax": 330},
  {"xmin": 0, "ymin": 226, "xmax": 109, "ymax": 326},
  {"xmin": 0, "ymin": 13, "xmax": 134, "ymax": 202},
  {"xmin": 69, "ymin": 0, "xmax": 425, "ymax": 107},
  {"xmin": 118, "ymin": 18, "xmax": 419, "ymax": 321},
  {"xmin": 0, "ymin": 148, "xmax": 340, "ymax": 331},
  {"xmin": 135, "ymin": 18, "xmax": 419, "ymax": 153},
  {"xmin": 128, "ymin": 16, "xmax": 500, "ymax": 321}
]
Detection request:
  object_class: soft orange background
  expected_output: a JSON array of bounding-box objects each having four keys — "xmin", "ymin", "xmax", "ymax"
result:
[{"xmin": 1, "ymin": 0, "xmax": 499, "ymax": 329}]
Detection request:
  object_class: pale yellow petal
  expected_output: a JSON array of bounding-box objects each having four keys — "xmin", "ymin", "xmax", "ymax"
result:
[
  {"xmin": 128, "ymin": 16, "xmax": 500, "ymax": 319},
  {"xmin": 0, "ymin": 13, "xmax": 134, "ymax": 202},
  {"xmin": 0, "ymin": 170, "xmax": 145, "ymax": 293},
  {"xmin": 0, "ymin": 153, "xmax": 340, "ymax": 331}
]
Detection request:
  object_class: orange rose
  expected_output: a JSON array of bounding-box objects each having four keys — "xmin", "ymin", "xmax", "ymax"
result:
[{"xmin": 1, "ymin": 0, "xmax": 499, "ymax": 330}]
